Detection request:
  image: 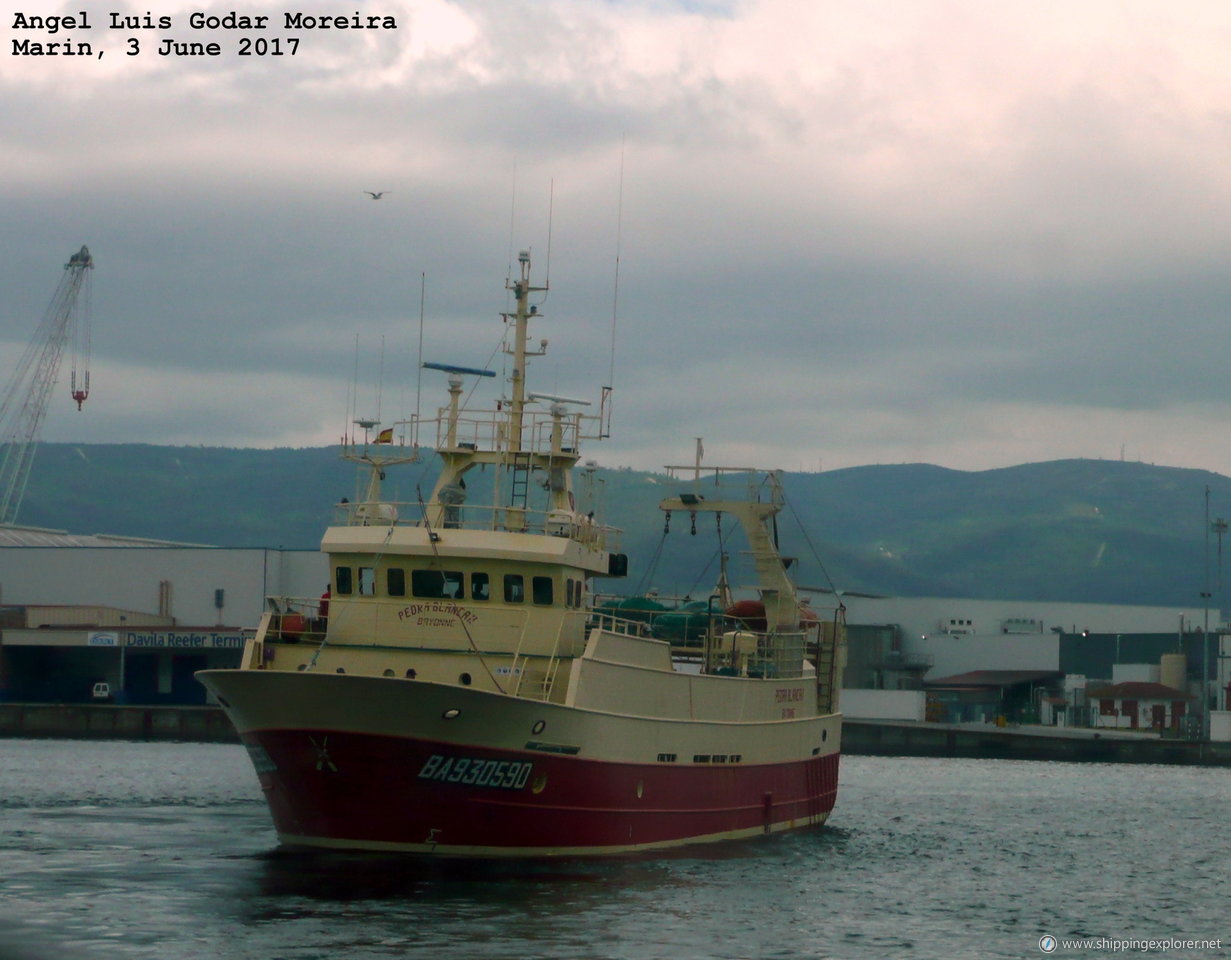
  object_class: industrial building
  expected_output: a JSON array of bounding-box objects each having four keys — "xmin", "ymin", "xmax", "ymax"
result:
[
  {"xmin": 1, "ymin": 525, "xmax": 1228, "ymax": 730},
  {"xmin": 824, "ymin": 591, "xmax": 1227, "ymax": 731},
  {"xmin": 0, "ymin": 526, "xmax": 323, "ymax": 704}
]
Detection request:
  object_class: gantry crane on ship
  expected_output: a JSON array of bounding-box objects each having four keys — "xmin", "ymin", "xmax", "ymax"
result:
[{"xmin": 0, "ymin": 245, "xmax": 94, "ymax": 526}]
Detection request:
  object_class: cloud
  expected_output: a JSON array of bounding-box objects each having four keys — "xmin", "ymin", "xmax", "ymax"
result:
[{"xmin": 5, "ymin": 0, "xmax": 1231, "ymax": 480}]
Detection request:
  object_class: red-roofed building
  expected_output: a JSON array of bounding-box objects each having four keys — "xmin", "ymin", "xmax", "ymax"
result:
[
  {"xmin": 1086, "ymin": 681, "xmax": 1192, "ymax": 731},
  {"xmin": 922, "ymin": 670, "xmax": 1062, "ymax": 723}
]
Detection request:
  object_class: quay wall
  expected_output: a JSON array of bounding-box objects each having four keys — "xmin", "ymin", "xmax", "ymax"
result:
[
  {"xmin": 844, "ymin": 718, "xmax": 1231, "ymax": 766},
  {"xmin": 0, "ymin": 703, "xmax": 238, "ymax": 743},
  {"xmin": 4, "ymin": 706, "xmax": 1231, "ymax": 765}
]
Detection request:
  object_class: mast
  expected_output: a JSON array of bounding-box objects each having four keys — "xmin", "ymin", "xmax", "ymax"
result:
[
  {"xmin": 504, "ymin": 249, "xmax": 548, "ymax": 454},
  {"xmin": 659, "ymin": 468, "xmax": 798, "ymax": 631},
  {"xmin": 389, "ymin": 249, "xmax": 611, "ymax": 547}
]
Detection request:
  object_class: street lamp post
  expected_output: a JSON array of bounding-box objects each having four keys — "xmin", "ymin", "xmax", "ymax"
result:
[
  {"xmin": 1213, "ymin": 518, "xmax": 1227, "ymax": 594},
  {"xmin": 1206, "ymin": 516, "xmax": 1226, "ymax": 743},
  {"xmin": 1200, "ymin": 489, "xmax": 1218, "ymax": 740},
  {"xmin": 118, "ymin": 614, "xmax": 127, "ymax": 705},
  {"xmin": 1216, "ymin": 517, "xmax": 1229, "ymax": 725}
]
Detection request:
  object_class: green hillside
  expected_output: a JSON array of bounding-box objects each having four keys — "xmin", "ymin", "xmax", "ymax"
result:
[
  {"xmin": 13, "ymin": 445, "xmax": 1226, "ymax": 607},
  {"xmin": 783, "ymin": 460, "xmax": 1220, "ymax": 605}
]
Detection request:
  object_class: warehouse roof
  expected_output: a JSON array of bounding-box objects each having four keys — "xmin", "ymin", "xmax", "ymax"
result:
[
  {"xmin": 0, "ymin": 524, "xmax": 210, "ymax": 548},
  {"xmin": 1086, "ymin": 681, "xmax": 1191, "ymax": 701},
  {"xmin": 924, "ymin": 669, "xmax": 1062, "ymax": 688}
]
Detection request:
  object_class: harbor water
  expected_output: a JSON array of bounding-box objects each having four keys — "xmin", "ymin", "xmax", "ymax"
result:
[{"xmin": 0, "ymin": 739, "xmax": 1226, "ymax": 960}]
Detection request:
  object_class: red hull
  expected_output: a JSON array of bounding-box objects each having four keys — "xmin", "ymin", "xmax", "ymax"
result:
[{"xmin": 245, "ymin": 728, "xmax": 840, "ymax": 856}]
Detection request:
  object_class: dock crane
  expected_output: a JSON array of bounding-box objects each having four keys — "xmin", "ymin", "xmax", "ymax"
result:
[{"xmin": 0, "ymin": 245, "xmax": 94, "ymax": 526}]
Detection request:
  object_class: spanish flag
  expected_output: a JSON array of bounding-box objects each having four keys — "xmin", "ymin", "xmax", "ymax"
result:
[{"xmin": 376, "ymin": 427, "xmax": 394, "ymax": 444}]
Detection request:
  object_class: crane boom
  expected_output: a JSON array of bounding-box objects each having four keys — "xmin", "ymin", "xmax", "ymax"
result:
[{"xmin": 0, "ymin": 245, "xmax": 94, "ymax": 525}]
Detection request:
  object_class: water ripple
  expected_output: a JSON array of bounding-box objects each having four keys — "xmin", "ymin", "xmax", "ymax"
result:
[{"xmin": 0, "ymin": 742, "xmax": 1227, "ymax": 959}]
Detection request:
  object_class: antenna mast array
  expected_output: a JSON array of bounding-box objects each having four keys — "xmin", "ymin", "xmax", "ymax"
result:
[{"xmin": 0, "ymin": 245, "xmax": 95, "ymax": 525}]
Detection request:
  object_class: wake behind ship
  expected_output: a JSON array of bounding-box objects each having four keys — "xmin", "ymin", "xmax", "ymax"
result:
[{"xmin": 198, "ymin": 250, "xmax": 845, "ymax": 857}]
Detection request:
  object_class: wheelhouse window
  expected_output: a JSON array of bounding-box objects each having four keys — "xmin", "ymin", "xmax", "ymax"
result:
[
  {"xmin": 358, "ymin": 567, "xmax": 376, "ymax": 596},
  {"xmin": 532, "ymin": 576, "xmax": 554, "ymax": 605},
  {"xmin": 335, "ymin": 566, "xmax": 353, "ymax": 596},
  {"xmin": 387, "ymin": 568, "xmax": 406, "ymax": 597},
  {"xmin": 412, "ymin": 569, "xmax": 464, "ymax": 599},
  {"xmin": 504, "ymin": 574, "xmax": 524, "ymax": 603},
  {"xmin": 471, "ymin": 572, "xmax": 490, "ymax": 601}
]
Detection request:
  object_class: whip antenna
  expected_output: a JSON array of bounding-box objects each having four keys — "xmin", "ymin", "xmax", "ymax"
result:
[
  {"xmin": 344, "ymin": 333, "xmax": 359, "ymax": 443},
  {"xmin": 414, "ymin": 272, "xmax": 425, "ymax": 431},
  {"xmin": 609, "ymin": 138, "xmax": 625, "ymax": 390},
  {"xmin": 376, "ymin": 335, "xmax": 385, "ymax": 423},
  {"xmin": 506, "ymin": 161, "xmax": 518, "ymax": 285},
  {"xmin": 598, "ymin": 138, "xmax": 626, "ymax": 439},
  {"xmin": 544, "ymin": 178, "xmax": 554, "ymax": 294}
]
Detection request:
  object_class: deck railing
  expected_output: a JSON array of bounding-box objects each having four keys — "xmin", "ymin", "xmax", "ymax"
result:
[
  {"xmin": 333, "ymin": 499, "xmax": 621, "ymax": 552},
  {"xmin": 412, "ymin": 407, "xmax": 598, "ymax": 457}
]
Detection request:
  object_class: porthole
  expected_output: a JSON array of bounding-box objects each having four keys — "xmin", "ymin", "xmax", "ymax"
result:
[
  {"xmin": 531, "ymin": 720, "xmax": 546, "ymax": 735},
  {"xmin": 459, "ymin": 672, "xmax": 472, "ymax": 686},
  {"xmin": 336, "ymin": 667, "xmax": 346, "ymax": 674},
  {"xmin": 635, "ymin": 780, "xmax": 644, "ymax": 799},
  {"xmin": 531, "ymin": 775, "xmax": 548, "ymax": 794},
  {"xmin": 297, "ymin": 664, "xmax": 307, "ymax": 672},
  {"xmin": 405, "ymin": 668, "xmax": 417, "ymax": 679},
  {"xmin": 382, "ymin": 669, "xmax": 395, "ymax": 678},
  {"xmin": 821, "ymin": 729, "xmax": 828, "ymax": 742},
  {"xmin": 442, "ymin": 708, "xmax": 461, "ymax": 720}
]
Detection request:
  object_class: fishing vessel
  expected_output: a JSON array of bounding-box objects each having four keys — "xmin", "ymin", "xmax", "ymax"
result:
[{"xmin": 198, "ymin": 251, "xmax": 845, "ymax": 856}]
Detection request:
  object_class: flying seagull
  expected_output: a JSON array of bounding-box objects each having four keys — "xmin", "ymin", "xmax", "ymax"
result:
[{"xmin": 364, "ymin": 191, "xmax": 391, "ymax": 199}]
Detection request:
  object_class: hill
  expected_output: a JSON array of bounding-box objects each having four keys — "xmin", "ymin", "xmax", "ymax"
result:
[
  {"xmin": 783, "ymin": 460, "xmax": 1220, "ymax": 606},
  {"xmin": 12, "ymin": 445, "xmax": 1227, "ymax": 607}
]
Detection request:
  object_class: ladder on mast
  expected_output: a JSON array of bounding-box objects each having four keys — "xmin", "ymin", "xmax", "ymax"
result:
[{"xmin": 509, "ymin": 450, "xmax": 532, "ymax": 510}]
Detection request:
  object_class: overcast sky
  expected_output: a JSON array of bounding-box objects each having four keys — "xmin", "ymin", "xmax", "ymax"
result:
[{"xmin": 5, "ymin": 0, "xmax": 1231, "ymax": 476}]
